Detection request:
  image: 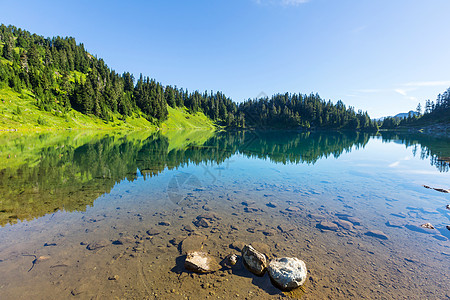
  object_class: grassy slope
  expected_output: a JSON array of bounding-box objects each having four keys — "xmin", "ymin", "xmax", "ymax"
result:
[
  {"xmin": 0, "ymin": 86, "xmax": 216, "ymax": 131},
  {"xmin": 161, "ymin": 106, "xmax": 216, "ymax": 130}
]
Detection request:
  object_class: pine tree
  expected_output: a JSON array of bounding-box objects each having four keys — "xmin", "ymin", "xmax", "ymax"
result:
[{"xmin": 2, "ymin": 38, "xmax": 13, "ymax": 60}]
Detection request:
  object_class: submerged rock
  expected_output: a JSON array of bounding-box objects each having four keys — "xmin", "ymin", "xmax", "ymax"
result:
[
  {"xmin": 194, "ymin": 218, "xmax": 211, "ymax": 228},
  {"xmin": 421, "ymin": 208, "xmax": 439, "ymax": 214},
  {"xmin": 262, "ymin": 229, "xmax": 276, "ymax": 236},
  {"xmin": 308, "ymin": 213, "xmax": 326, "ymax": 221},
  {"xmin": 242, "ymin": 245, "xmax": 267, "ymax": 276},
  {"xmin": 146, "ymin": 228, "xmax": 161, "ymax": 236},
  {"xmin": 277, "ymin": 224, "xmax": 295, "ymax": 233},
  {"xmin": 86, "ymin": 241, "xmax": 109, "ymax": 251},
  {"xmin": 112, "ymin": 236, "xmax": 134, "ymax": 245},
  {"xmin": 390, "ymin": 212, "xmax": 407, "ymax": 219},
  {"xmin": 286, "ymin": 206, "xmax": 301, "ymax": 213},
  {"xmin": 230, "ymin": 241, "xmax": 245, "ymax": 252},
  {"xmin": 266, "ymin": 202, "xmax": 277, "ymax": 208},
  {"xmin": 365, "ymin": 230, "xmax": 389, "ymax": 240},
  {"xmin": 184, "ymin": 251, "xmax": 220, "ymax": 273},
  {"xmin": 196, "ymin": 212, "xmax": 220, "ymax": 221},
  {"xmin": 244, "ymin": 206, "xmax": 260, "ymax": 213},
  {"xmin": 183, "ymin": 224, "xmax": 195, "ymax": 232},
  {"xmin": 181, "ymin": 235, "xmax": 206, "ymax": 255},
  {"xmin": 335, "ymin": 220, "xmax": 354, "ymax": 231},
  {"xmin": 386, "ymin": 220, "xmax": 404, "ymax": 228},
  {"xmin": 317, "ymin": 221, "xmax": 339, "ymax": 231},
  {"xmin": 268, "ymin": 257, "xmax": 307, "ymax": 291},
  {"xmin": 344, "ymin": 216, "xmax": 362, "ymax": 225}
]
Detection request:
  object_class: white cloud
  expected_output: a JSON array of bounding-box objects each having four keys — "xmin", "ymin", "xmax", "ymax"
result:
[
  {"xmin": 404, "ymin": 80, "xmax": 450, "ymax": 87},
  {"xmin": 394, "ymin": 89, "xmax": 407, "ymax": 96},
  {"xmin": 393, "ymin": 80, "xmax": 450, "ymax": 102},
  {"xmin": 394, "ymin": 89, "xmax": 418, "ymax": 102}
]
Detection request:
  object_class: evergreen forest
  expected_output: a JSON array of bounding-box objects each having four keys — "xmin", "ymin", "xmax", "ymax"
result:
[{"xmin": 1, "ymin": 24, "xmax": 380, "ymax": 130}]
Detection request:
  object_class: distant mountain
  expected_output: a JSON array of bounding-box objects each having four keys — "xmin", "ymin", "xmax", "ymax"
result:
[
  {"xmin": 376, "ymin": 110, "xmax": 419, "ymax": 121},
  {"xmin": 393, "ymin": 111, "xmax": 419, "ymax": 119}
]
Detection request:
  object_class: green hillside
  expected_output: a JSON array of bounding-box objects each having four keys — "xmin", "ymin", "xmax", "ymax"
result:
[
  {"xmin": 0, "ymin": 86, "xmax": 215, "ymax": 130},
  {"xmin": 0, "ymin": 24, "xmax": 379, "ymax": 132}
]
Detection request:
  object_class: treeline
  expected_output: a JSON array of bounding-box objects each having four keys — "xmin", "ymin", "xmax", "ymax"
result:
[
  {"xmin": 380, "ymin": 87, "xmax": 450, "ymax": 129},
  {"xmin": 1, "ymin": 24, "xmax": 376, "ymax": 130},
  {"xmin": 238, "ymin": 93, "xmax": 378, "ymax": 130}
]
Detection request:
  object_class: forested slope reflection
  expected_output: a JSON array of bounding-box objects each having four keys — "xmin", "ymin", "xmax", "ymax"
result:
[
  {"xmin": 3, "ymin": 130, "xmax": 445, "ymax": 227},
  {"xmin": 0, "ymin": 130, "xmax": 217, "ymax": 226},
  {"xmin": 380, "ymin": 132, "xmax": 450, "ymax": 172}
]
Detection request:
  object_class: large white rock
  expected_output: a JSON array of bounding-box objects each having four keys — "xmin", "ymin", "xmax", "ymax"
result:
[
  {"xmin": 268, "ymin": 257, "xmax": 307, "ymax": 291},
  {"xmin": 242, "ymin": 245, "xmax": 267, "ymax": 276},
  {"xmin": 184, "ymin": 251, "xmax": 220, "ymax": 273}
]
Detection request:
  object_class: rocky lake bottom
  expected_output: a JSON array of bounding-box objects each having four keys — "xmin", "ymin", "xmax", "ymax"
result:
[{"xmin": 0, "ymin": 131, "xmax": 449, "ymax": 299}]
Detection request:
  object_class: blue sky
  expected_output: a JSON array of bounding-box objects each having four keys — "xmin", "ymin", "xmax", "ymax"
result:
[{"xmin": 1, "ymin": 0, "xmax": 449, "ymax": 117}]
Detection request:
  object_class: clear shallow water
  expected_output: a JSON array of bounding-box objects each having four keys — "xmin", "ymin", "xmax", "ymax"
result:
[{"xmin": 0, "ymin": 130, "xmax": 449, "ymax": 299}]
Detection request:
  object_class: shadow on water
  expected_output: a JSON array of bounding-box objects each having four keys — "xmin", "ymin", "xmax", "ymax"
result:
[{"xmin": 1, "ymin": 130, "xmax": 449, "ymax": 227}]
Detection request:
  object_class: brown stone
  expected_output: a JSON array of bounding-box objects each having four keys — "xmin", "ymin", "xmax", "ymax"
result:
[
  {"xmin": 184, "ymin": 224, "xmax": 195, "ymax": 232},
  {"xmin": 344, "ymin": 216, "xmax": 362, "ymax": 225},
  {"xmin": 146, "ymin": 228, "xmax": 161, "ymax": 236},
  {"xmin": 181, "ymin": 235, "xmax": 206, "ymax": 255},
  {"xmin": 244, "ymin": 206, "xmax": 260, "ymax": 213},
  {"xmin": 308, "ymin": 213, "xmax": 326, "ymax": 221},
  {"xmin": 196, "ymin": 212, "xmax": 220, "ymax": 221},
  {"xmin": 335, "ymin": 220, "xmax": 353, "ymax": 231},
  {"xmin": 365, "ymin": 230, "xmax": 389, "ymax": 240},
  {"xmin": 277, "ymin": 224, "xmax": 295, "ymax": 233},
  {"xmin": 318, "ymin": 221, "xmax": 339, "ymax": 231},
  {"xmin": 286, "ymin": 206, "xmax": 301, "ymax": 213},
  {"xmin": 386, "ymin": 220, "xmax": 404, "ymax": 228},
  {"xmin": 263, "ymin": 229, "xmax": 276, "ymax": 236},
  {"xmin": 194, "ymin": 218, "xmax": 211, "ymax": 228},
  {"xmin": 230, "ymin": 241, "xmax": 245, "ymax": 252},
  {"xmin": 86, "ymin": 241, "xmax": 109, "ymax": 251}
]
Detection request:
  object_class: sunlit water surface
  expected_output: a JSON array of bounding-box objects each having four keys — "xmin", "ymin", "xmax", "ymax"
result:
[{"xmin": 0, "ymin": 130, "xmax": 449, "ymax": 299}]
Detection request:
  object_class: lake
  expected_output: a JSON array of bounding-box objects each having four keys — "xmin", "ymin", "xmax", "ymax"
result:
[{"xmin": 0, "ymin": 130, "xmax": 449, "ymax": 299}]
